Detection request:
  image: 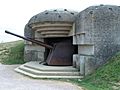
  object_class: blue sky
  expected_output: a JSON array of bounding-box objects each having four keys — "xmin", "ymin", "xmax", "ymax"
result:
[{"xmin": 0, "ymin": 0, "xmax": 120, "ymax": 42}]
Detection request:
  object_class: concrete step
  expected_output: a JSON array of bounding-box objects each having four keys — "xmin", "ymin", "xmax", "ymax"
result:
[
  {"xmin": 18, "ymin": 65, "xmax": 80, "ymax": 76},
  {"xmin": 15, "ymin": 67, "xmax": 83, "ymax": 79},
  {"xmin": 24, "ymin": 61, "xmax": 78, "ymax": 72},
  {"xmin": 14, "ymin": 61, "xmax": 83, "ymax": 79}
]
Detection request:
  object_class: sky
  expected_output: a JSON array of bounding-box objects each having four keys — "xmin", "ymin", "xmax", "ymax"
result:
[{"xmin": 0, "ymin": 0, "xmax": 120, "ymax": 42}]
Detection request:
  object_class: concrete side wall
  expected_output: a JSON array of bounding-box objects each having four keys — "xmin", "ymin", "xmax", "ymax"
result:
[
  {"xmin": 24, "ymin": 45, "xmax": 45, "ymax": 62},
  {"xmin": 74, "ymin": 6, "xmax": 95, "ymax": 75},
  {"xmin": 74, "ymin": 5, "xmax": 120, "ymax": 75},
  {"xmin": 93, "ymin": 5, "xmax": 120, "ymax": 67},
  {"xmin": 24, "ymin": 24, "xmax": 34, "ymax": 45},
  {"xmin": 24, "ymin": 24, "xmax": 45, "ymax": 62}
]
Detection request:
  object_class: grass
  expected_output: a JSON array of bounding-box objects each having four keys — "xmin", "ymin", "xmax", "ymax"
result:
[{"xmin": 0, "ymin": 40, "xmax": 25, "ymax": 64}]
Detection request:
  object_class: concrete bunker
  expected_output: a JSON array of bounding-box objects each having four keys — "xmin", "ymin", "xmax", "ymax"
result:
[
  {"xmin": 7, "ymin": 5, "xmax": 120, "ymax": 78},
  {"xmin": 24, "ymin": 9, "xmax": 78, "ymax": 66}
]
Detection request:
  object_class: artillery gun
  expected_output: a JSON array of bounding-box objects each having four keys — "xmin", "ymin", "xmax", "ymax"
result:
[{"xmin": 5, "ymin": 30, "xmax": 74, "ymax": 66}]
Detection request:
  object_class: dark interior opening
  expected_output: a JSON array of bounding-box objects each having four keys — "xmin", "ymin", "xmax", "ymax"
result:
[{"xmin": 44, "ymin": 37, "xmax": 78, "ymax": 61}]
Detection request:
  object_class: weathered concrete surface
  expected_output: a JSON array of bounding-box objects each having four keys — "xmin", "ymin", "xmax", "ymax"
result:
[
  {"xmin": 24, "ymin": 45, "xmax": 45, "ymax": 62},
  {"xmin": 28, "ymin": 9, "xmax": 78, "ymax": 25},
  {"xmin": 75, "ymin": 5, "xmax": 120, "ymax": 75},
  {"xmin": 0, "ymin": 64, "xmax": 83, "ymax": 90}
]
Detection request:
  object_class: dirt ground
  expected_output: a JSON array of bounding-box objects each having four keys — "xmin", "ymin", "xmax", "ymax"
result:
[{"xmin": 0, "ymin": 64, "xmax": 84, "ymax": 90}]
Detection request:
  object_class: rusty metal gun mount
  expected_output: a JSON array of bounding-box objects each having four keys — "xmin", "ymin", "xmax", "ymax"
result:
[{"xmin": 5, "ymin": 30, "xmax": 74, "ymax": 66}]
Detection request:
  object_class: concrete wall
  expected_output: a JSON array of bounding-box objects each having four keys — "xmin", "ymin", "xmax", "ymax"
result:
[
  {"xmin": 24, "ymin": 24, "xmax": 45, "ymax": 62},
  {"xmin": 92, "ymin": 5, "xmax": 120, "ymax": 67},
  {"xmin": 24, "ymin": 45, "xmax": 45, "ymax": 62},
  {"xmin": 74, "ymin": 5, "xmax": 120, "ymax": 75}
]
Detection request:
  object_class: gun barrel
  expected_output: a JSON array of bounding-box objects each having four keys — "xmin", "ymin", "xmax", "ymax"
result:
[{"xmin": 5, "ymin": 30, "xmax": 53, "ymax": 49}]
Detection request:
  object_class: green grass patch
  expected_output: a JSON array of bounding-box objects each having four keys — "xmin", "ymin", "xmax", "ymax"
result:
[{"xmin": 0, "ymin": 40, "xmax": 25, "ymax": 64}]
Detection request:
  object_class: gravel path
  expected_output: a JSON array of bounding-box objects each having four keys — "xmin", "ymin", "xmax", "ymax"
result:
[{"xmin": 0, "ymin": 64, "xmax": 84, "ymax": 90}]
